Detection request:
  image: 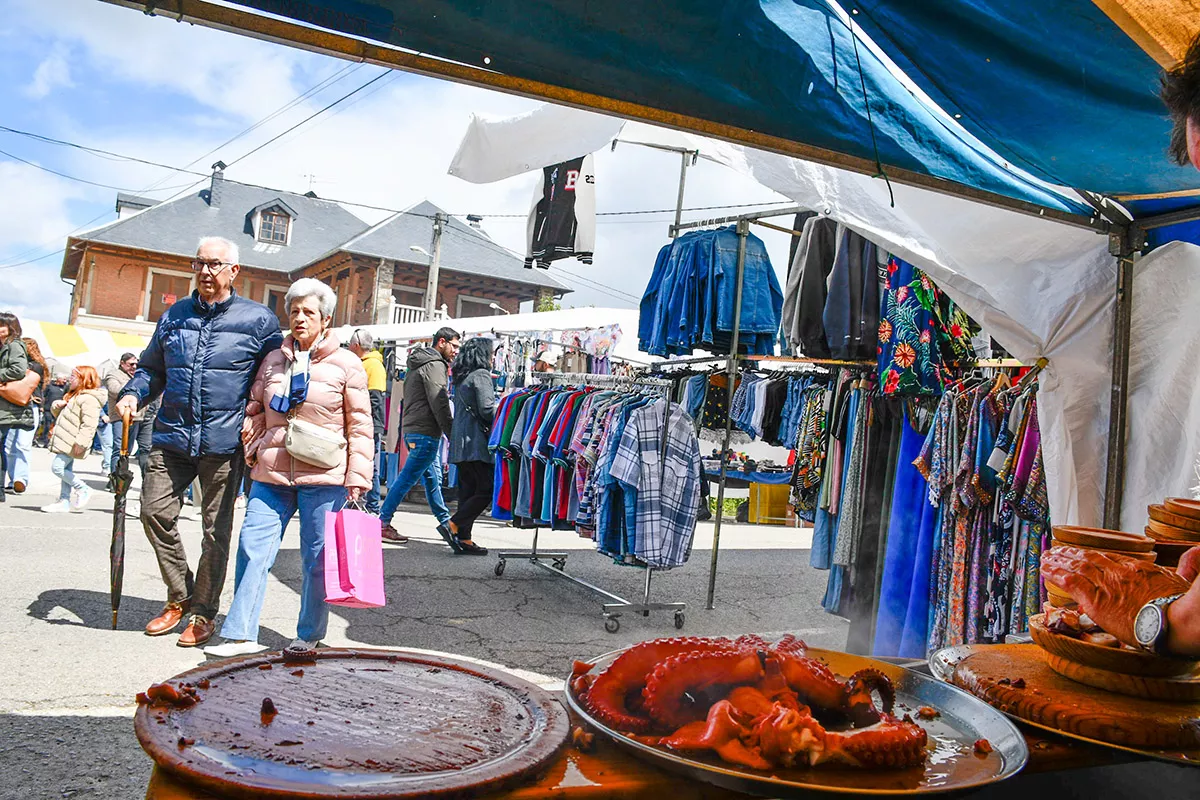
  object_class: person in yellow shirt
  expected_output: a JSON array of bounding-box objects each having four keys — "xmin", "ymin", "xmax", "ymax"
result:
[{"xmin": 349, "ymin": 329, "xmax": 387, "ymax": 514}]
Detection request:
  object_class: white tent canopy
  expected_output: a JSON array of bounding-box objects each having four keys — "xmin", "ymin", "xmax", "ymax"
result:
[{"xmin": 445, "ymin": 106, "xmax": 1200, "ymax": 530}]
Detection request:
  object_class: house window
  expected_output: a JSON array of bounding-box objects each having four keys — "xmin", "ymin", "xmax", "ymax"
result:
[
  {"xmin": 259, "ymin": 211, "xmax": 289, "ymax": 244},
  {"xmin": 264, "ymin": 286, "xmax": 290, "ymax": 327}
]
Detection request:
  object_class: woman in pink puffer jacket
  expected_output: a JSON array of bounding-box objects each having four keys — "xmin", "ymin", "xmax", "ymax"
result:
[{"xmin": 208, "ymin": 278, "xmax": 373, "ymax": 659}]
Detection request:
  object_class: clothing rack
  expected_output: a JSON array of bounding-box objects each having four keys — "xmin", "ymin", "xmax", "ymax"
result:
[{"xmin": 493, "ymin": 371, "xmax": 687, "ymax": 633}]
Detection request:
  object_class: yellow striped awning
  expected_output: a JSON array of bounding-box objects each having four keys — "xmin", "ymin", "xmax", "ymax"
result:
[{"xmin": 24, "ymin": 320, "xmax": 150, "ymax": 369}]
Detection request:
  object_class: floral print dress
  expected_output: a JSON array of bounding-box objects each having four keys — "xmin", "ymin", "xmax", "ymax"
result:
[{"xmin": 877, "ymin": 257, "xmax": 943, "ymax": 396}]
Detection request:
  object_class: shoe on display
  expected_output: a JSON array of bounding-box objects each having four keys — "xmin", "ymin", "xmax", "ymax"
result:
[
  {"xmin": 41, "ymin": 499, "xmax": 71, "ymax": 513},
  {"xmin": 204, "ymin": 640, "xmax": 268, "ymax": 658}
]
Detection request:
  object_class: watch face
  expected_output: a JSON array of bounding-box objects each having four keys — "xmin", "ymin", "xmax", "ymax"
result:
[{"xmin": 1134, "ymin": 604, "xmax": 1161, "ymax": 647}]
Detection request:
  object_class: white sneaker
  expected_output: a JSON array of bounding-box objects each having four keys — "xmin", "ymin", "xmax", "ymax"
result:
[
  {"xmin": 41, "ymin": 500, "xmax": 71, "ymax": 513},
  {"xmin": 70, "ymin": 486, "xmax": 92, "ymax": 512},
  {"xmin": 204, "ymin": 640, "xmax": 268, "ymax": 658}
]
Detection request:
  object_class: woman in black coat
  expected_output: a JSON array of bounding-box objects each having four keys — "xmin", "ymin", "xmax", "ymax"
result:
[{"xmin": 446, "ymin": 337, "xmax": 496, "ymax": 556}]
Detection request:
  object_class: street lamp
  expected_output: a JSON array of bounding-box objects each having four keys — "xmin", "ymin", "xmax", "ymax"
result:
[
  {"xmin": 488, "ymin": 302, "xmax": 510, "ymax": 315},
  {"xmin": 409, "ymin": 245, "xmax": 431, "ymax": 258}
]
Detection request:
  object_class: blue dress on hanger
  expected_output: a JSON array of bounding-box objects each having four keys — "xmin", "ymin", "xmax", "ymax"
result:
[{"xmin": 872, "ymin": 409, "xmax": 939, "ymax": 658}]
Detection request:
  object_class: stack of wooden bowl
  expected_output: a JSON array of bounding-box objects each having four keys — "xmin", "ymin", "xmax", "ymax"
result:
[
  {"xmin": 1146, "ymin": 499, "xmax": 1200, "ymax": 568},
  {"xmin": 1045, "ymin": 526, "xmax": 1156, "ymax": 609}
]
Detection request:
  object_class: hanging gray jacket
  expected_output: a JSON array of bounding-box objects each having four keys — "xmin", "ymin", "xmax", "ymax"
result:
[
  {"xmin": 401, "ymin": 347, "xmax": 454, "ymax": 440},
  {"xmin": 449, "ymin": 368, "xmax": 496, "ymax": 464}
]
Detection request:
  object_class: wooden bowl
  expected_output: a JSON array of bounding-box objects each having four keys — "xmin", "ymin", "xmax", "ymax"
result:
[
  {"xmin": 1153, "ymin": 539, "xmax": 1196, "ymax": 568},
  {"xmin": 1146, "ymin": 519, "xmax": 1200, "ymax": 543},
  {"xmin": 1148, "ymin": 504, "xmax": 1200, "ymax": 533},
  {"xmin": 1029, "ymin": 614, "xmax": 1199, "ymax": 678},
  {"xmin": 1050, "ymin": 526, "xmax": 1154, "ymax": 552},
  {"xmin": 1048, "ymin": 542, "xmax": 1156, "ymax": 563},
  {"xmin": 1164, "ymin": 497, "xmax": 1200, "ymax": 521},
  {"xmin": 1045, "ymin": 583, "xmax": 1077, "ymax": 608}
]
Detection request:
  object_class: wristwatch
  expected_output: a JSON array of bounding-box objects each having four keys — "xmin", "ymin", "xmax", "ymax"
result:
[{"xmin": 1134, "ymin": 594, "xmax": 1186, "ymax": 655}]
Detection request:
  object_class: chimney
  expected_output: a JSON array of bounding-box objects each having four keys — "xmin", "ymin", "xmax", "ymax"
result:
[
  {"xmin": 466, "ymin": 214, "xmax": 483, "ymax": 230},
  {"xmin": 209, "ymin": 160, "xmax": 227, "ymax": 208}
]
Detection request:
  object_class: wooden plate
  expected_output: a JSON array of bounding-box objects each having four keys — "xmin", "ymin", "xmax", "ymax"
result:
[
  {"xmin": 134, "ymin": 648, "xmax": 570, "ymax": 799},
  {"xmin": 1164, "ymin": 498, "xmax": 1200, "ymax": 521},
  {"xmin": 1148, "ymin": 504, "xmax": 1200, "ymax": 532},
  {"xmin": 1044, "ymin": 584, "xmax": 1077, "ymax": 608},
  {"xmin": 1147, "ymin": 519, "xmax": 1200, "ymax": 543},
  {"xmin": 930, "ymin": 643, "xmax": 1200, "ymax": 761},
  {"xmin": 1154, "ymin": 540, "xmax": 1196, "ymax": 568},
  {"xmin": 1044, "ymin": 653, "xmax": 1200, "ymax": 702},
  {"xmin": 1047, "ymin": 542, "xmax": 1156, "ymax": 562},
  {"xmin": 1050, "ymin": 526, "xmax": 1154, "ymax": 552},
  {"xmin": 1029, "ymin": 614, "xmax": 1197, "ymax": 677},
  {"xmin": 568, "ymin": 644, "xmax": 1028, "ymax": 796}
]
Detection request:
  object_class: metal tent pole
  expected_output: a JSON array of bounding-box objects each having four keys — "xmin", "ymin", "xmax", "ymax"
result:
[
  {"xmin": 1102, "ymin": 226, "xmax": 1142, "ymax": 529},
  {"xmin": 706, "ymin": 219, "xmax": 750, "ymax": 610}
]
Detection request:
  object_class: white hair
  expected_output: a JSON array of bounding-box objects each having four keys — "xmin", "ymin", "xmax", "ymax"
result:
[
  {"xmin": 196, "ymin": 236, "xmax": 240, "ymax": 265},
  {"xmin": 285, "ymin": 278, "xmax": 337, "ymax": 319},
  {"xmin": 349, "ymin": 328, "xmax": 375, "ymax": 350}
]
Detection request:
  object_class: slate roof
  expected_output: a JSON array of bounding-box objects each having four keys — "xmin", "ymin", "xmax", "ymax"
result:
[
  {"xmin": 341, "ymin": 200, "xmax": 571, "ymax": 293},
  {"xmin": 72, "ymin": 177, "xmax": 369, "ymax": 274}
]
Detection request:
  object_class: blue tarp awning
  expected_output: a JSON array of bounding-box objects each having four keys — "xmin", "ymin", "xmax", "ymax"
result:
[{"xmin": 208, "ymin": 1, "xmax": 1200, "ymax": 222}]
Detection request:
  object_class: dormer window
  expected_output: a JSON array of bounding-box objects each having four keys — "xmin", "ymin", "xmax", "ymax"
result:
[{"xmin": 259, "ymin": 211, "xmax": 289, "ymax": 244}]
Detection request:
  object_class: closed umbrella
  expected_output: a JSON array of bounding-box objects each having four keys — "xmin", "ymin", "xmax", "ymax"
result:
[{"xmin": 109, "ymin": 409, "xmax": 134, "ymax": 629}]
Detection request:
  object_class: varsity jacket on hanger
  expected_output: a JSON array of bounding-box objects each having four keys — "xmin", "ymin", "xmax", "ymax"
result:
[{"xmin": 524, "ymin": 154, "xmax": 596, "ymax": 269}]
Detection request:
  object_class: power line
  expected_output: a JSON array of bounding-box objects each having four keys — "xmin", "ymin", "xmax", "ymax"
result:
[{"xmin": 0, "ymin": 147, "xmax": 198, "ymax": 192}]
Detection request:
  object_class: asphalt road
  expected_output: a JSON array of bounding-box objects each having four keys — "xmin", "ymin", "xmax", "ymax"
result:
[{"xmin": 1, "ymin": 447, "xmax": 846, "ymax": 798}]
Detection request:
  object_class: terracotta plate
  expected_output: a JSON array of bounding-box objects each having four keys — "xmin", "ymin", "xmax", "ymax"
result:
[
  {"xmin": 1029, "ymin": 614, "xmax": 1197, "ymax": 677},
  {"xmin": 1148, "ymin": 504, "xmax": 1200, "ymax": 533},
  {"xmin": 1051, "ymin": 526, "xmax": 1154, "ymax": 552},
  {"xmin": 1147, "ymin": 520, "xmax": 1200, "ymax": 543},
  {"xmin": 135, "ymin": 648, "xmax": 570, "ymax": 799},
  {"xmin": 1047, "ymin": 542, "xmax": 1156, "ymax": 562},
  {"xmin": 567, "ymin": 645, "xmax": 1026, "ymax": 796}
]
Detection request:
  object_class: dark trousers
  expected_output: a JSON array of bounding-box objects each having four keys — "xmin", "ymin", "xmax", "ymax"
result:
[
  {"xmin": 140, "ymin": 447, "xmax": 243, "ymax": 620},
  {"xmin": 110, "ymin": 419, "xmax": 149, "ymax": 477},
  {"xmin": 450, "ymin": 460, "xmax": 492, "ymax": 538},
  {"xmin": 364, "ymin": 433, "xmax": 382, "ymax": 514}
]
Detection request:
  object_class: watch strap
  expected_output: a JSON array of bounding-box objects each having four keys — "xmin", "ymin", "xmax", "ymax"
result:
[{"xmin": 1148, "ymin": 593, "xmax": 1186, "ymax": 655}]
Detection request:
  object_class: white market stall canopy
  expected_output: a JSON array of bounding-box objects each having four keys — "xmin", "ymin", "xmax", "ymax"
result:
[{"xmin": 24, "ymin": 320, "xmax": 150, "ymax": 370}]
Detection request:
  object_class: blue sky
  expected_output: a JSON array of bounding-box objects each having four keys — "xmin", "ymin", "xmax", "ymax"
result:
[{"xmin": 0, "ymin": 0, "xmax": 791, "ymax": 325}]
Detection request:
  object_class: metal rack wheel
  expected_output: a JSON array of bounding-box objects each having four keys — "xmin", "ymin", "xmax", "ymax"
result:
[
  {"xmin": 494, "ymin": 559, "xmax": 506, "ymax": 576},
  {"xmin": 552, "ymin": 559, "xmax": 566, "ymax": 571},
  {"xmin": 604, "ymin": 616, "xmax": 620, "ymax": 634},
  {"xmin": 674, "ymin": 611, "xmax": 685, "ymax": 630}
]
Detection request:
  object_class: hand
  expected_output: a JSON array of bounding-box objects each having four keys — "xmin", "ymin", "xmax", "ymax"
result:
[
  {"xmin": 1178, "ymin": 546, "xmax": 1200, "ymax": 583},
  {"xmin": 347, "ymin": 487, "xmax": 362, "ymax": 502},
  {"xmin": 1042, "ymin": 546, "xmax": 1192, "ymax": 647},
  {"xmin": 115, "ymin": 395, "xmax": 139, "ymax": 421}
]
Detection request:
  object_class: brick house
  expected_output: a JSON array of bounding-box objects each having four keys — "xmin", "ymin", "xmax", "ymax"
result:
[{"xmin": 59, "ymin": 164, "xmax": 570, "ymax": 333}]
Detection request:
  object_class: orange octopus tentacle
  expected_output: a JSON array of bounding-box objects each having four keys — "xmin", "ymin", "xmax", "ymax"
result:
[
  {"xmin": 659, "ymin": 700, "xmax": 772, "ymax": 771},
  {"xmin": 642, "ymin": 650, "xmax": 766, "ymax": 729},
  {"xmin": 843, "ymin": 668, "xmax": 896, "ymax": 726},
  {"xmin": 774, "ymin": 652, "xmax": 852, "ymax": 711},
  {"xmin": 581, "ymin": 637, "xmax": 735, "ymax": 733},
  {"xmin": 820, "ymin": 714, "xmax": 928, "ymax": 768}
]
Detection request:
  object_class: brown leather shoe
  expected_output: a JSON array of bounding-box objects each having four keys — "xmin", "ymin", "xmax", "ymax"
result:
[
  {"xmin": 145, "ymin": 602, "xmax": 189, "ymax": 636},
  {"xmin": 381, "ymin": 524, "xmax": 409, "ymax": 544},
  {"xmin": 177, "ymin": 615, "xmax": 215, "ymax": 648}
]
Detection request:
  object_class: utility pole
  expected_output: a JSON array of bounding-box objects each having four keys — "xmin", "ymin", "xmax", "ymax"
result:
[{"xmin": 424, "ymin": 212, "xmax": 446, "ymax": 319}]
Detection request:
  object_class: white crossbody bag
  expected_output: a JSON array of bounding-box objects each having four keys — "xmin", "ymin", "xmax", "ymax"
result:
[{"xmin": 285, "ymin": 408, "xmax": 346, "ymax": 469}]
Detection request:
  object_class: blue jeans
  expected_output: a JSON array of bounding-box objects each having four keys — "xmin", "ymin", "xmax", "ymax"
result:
[
  {"xmin": 3, "ymin": 406, "xmax": 38, "ymax": 486},
  {"xmin": 96, "ymin": 421, "xmax": 113, "ymax": 473},
  {"xmin": 219, "ymin": 482, "xmax": 346, "ymax": 643},
  {"xmin": 51, "ymin": 453, "xmax": 87, "ymax": 500},
  {"xmin": 378, "ymin": 433, "xmax": 450, "ymax": 526},
  {"xmin": 364, "ymin": 433, "xmax": 382, "ymax": 514}
]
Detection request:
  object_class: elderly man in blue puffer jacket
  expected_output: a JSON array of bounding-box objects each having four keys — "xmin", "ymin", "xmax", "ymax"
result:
[{"xmin": 117, "ymin": 236, "xmax": 282, "ymax": 647}]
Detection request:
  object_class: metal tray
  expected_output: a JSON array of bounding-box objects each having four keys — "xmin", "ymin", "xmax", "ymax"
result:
[
  {"xmin": 565, "ymin": 645, "xmax": 1027, "ymax": 796},
  {"xmin": 930, "ymin": 644, "xmax": 1200, "ymax": 767}
]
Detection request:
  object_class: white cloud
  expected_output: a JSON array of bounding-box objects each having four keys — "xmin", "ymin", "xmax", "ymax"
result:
[{"xmin": 23, "ymin": 44, "xmax": 73, "ymax": 99}]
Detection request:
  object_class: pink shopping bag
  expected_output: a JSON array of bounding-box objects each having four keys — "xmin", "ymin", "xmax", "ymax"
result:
[{"xmin": 323, "ymin": 507, "xmax": 386, "ymax": 608}]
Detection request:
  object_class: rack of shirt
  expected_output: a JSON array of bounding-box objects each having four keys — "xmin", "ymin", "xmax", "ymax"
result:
[{"xmin": 489, "ymin": 371, "xmax": 698, "ymax": 632}]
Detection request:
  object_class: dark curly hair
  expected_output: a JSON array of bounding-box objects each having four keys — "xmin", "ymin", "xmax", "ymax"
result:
[
  {"xmin": 452, "ymin": 336, "xmax": 494, "ymax": 385},
  {"xmin": 1162, "ymin": 33, "xmax": 1200, "ymax": 166}
]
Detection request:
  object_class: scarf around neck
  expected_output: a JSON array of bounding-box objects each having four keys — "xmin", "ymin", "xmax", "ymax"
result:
[{"xmin": 270, "ymin": 334, "xmax": 324, "ymax": 414}]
